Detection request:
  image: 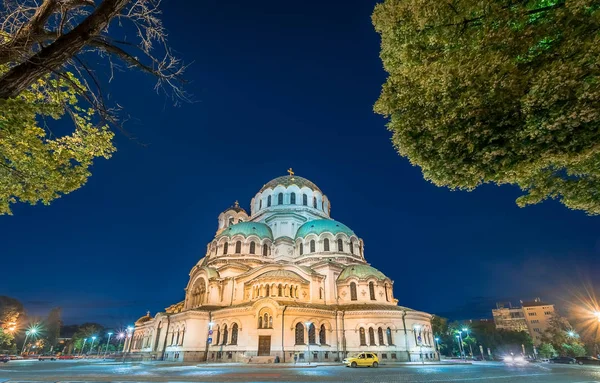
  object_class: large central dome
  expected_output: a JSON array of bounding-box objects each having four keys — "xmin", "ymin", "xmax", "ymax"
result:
[{"xmin": 259, "ymin": 175, "xmax": 322, "ymax": 193}]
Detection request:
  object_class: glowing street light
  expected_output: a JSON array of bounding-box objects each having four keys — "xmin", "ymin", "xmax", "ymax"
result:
[
  {"xmin": 103, "ymin": 332, "xmax": 113, "ymax": 359},
  {"xmin": 21, "ymin": 326, "xmax": 39, "ymax": 354},
  {"xmin": 116, "ymin": 332, "xmax": 125, "ymax": 352}
]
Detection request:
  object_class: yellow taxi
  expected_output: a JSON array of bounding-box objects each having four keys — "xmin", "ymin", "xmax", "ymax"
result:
[{"xmin": 343, "ymin": 352, "xmax": 379, "ymax": 368}]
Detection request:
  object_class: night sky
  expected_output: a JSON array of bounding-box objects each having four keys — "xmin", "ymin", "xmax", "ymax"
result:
[{"xmin": 2, "ymin": 0, "xmax": 599, "ymax": 326}]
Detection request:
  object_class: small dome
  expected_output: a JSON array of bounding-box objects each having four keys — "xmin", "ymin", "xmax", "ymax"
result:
[
  {"xmin": 135, "ymin": 311, "xmax": 152, "ymax": 325},
  {"xmin": 295, "ymin": 219, "xmax": 354, "ymax": 239},
  {"xmin": 259, "ymin": 175, "xmax": 322, "ymax": 193},
  {"xmin": 217, "ymin": 222, "xmax": 273, "ymax": 240},
  {"xmin": 222, "ymin": 201, "xmax": 247, "ymax": 214},
  {"xmin": 337, "ymin": 264, "xmax": 388, "ymax": 281}
]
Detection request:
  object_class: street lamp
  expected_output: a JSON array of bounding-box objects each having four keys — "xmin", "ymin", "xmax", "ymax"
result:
[
  {"xmin": 89, "ymin": 336, "xmax": 97, "ymax": 355},
  {"xmin": 305, "ymin": 321, "xmax": 312, "ymax": 365},
  {"xmin": 103, "ymin": 332, "xmax": 113, "ymax": 359},
  {"xmin": 21, "ymin": 327, "xmax": 38, "ymax": 355},
  {"xmin": 461, "ymin": 328, "xmax": 473, "ymax": 358},
  {"xmin": 455, "ymin": 333, "xmax": 465, "ymax": 361},
  {"xmin": 117, "ymin": 332, "xmax": 125, "ymax": 352},
  {"xmin": 434, "ymin": 337, "xmax": 440, "ymax": 356},
  {"xmin": 79, "ymin": 338, "xmax": 88, "ymax": 356}
]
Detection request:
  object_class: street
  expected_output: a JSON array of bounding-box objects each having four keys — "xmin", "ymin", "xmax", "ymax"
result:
[{"xmin": 2, "ymin": 360, "xmax": 600, "ymax": 382}]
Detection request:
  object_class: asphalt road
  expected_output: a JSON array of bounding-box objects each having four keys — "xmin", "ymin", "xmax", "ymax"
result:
[{"xmin": 2, "ymin": 360, "xmax": 600, "ymax": 382}]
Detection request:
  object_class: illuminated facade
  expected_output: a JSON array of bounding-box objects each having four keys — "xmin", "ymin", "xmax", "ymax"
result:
[{"xmin": 126, "ymin": 172, "xmax": 437, "ymax": 362}]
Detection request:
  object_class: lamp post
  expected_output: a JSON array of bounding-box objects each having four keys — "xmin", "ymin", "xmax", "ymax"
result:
[
  {"xmin": 103, "ymin": 332, "xmax": 113, "ymax": 359},
  {"xmin": 462, "ymin": 328, "xmax": 473, "ymax": 358},
  {"xmin": 455, "ymin": 334, "xmax": 464, "ymax": 361},
  {"xmin": 434, "ymin": 337, "xmax": 440, "ymax": 359},
  {"xmin": 79, "ymin": 338, "xmax": 87, "ymax": 356},
  {"xmin": 117, "ymin": 332, "xmax": 125, "ymax": 352},
  {"xmin": 21, "ymin": 328, "xmax": 38, "ymax": 355},
  {"xmin": 122, "ymin": 326, "xmax": 134, "ymax": 363},
  {"xmin": 89, "ymin": 336, "xmax": 97, "ymax": 355},
  {"xmin": 305, "ymin": 321, "xmax": 312, "ymax": 365}
]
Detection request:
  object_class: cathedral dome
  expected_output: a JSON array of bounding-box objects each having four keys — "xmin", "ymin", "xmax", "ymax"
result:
[
  {"xmin": 259, "ymin": 175, "xmax": 321, "ymax": 193},
  {"xmin": 295, "ymin": 219, "xmax": 354, "ymax": 239},
  {"xmin": 134, "ymin": 312, "xmax": 152, "ymax": 325},
  {"xmin": 217, "ymin": 221, "xmax": 273, "ymax": 240},
  {"xmin": 337, "ymin": 264, "xmax": 388, "ymax": 281}
]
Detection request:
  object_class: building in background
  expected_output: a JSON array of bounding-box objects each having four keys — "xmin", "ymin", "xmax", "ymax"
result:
[{"xmin": 492, "ymin": 298, "xmax": 555, "ymax": 344}]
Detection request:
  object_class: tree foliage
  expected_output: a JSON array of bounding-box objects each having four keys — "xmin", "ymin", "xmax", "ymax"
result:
[
  {"xmin": 373, "ymin": 0, "xmax": 600, "ymax": 215},
  {"xmin": 72, "ymin": 322, "xmax": 104, "ymax": 353},
  {"xmin": 0, "ymin": 296, "xmax": 24, "ymax": 347},
  {"xmin": 0, "ymin": 0, "xmax": 186, "ymax": 214},
  {"xmin": 541, "ymin": 314, "xmax": 587, "ymax": 356},
  {"xmin": 538, "ymin": 342, "xmax": 558, "ymax": 358}
]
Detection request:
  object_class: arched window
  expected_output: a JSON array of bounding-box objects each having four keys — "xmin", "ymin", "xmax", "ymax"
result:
[
  {"xmin": 310, "ymin": 240, "xmax": 315, "ymax": 253},
  {"xmin": 266, "ymin": 285, "xmax": 270, "ymax": 297},
  {"xmin": 302, "ymin": 194, "xmax": 308, "ymax": 206},
  {"xmin": 228, "ymin": 217, "xmax": 234, "ymax": 226},
  {"xmin": 215, "ymin": 327, "xmax": 221, "ymax": 345},
  {"xmin": 319, "ymin": 287, "xmax": 323, "ymax": 299},
  {"xmin": 278, "ymin": 192, "xmax": 283, "ymax": 205},
  {"xmin": 222, "ymin": 325, "xmax": 228, "ymax": 345},
  {"xmin": 324, "ymin": 238, "xmax": 330, "ymax": 251},
  {"xmin": 295, "ymin": 322, "xmax": 305, "ymax": 345},
  {"xmin": 350, "ymin": 282, "xmax": 357, "ymax": 301},
  {"xmin": 350, "ymin": 242, "xmax": 354, "ymax": 254},
  {"xmin": 264, "ymin": 313, "xmax": 269, "ymax": 328},
  {"xmin": 258, "ymin": 316, "xmax": 262, "ymax": 328},
  {"xmin": 259, "ymin": 199, "xmax": 262, "ymax": 209},
  {"xmin": 269, "ymin": 315, "xmax": 273, "ymax": 328},
  {"xmin": 278, "ymin": 284, "xmax": 283, "ymax": 296},
  {"xmin": 175, "ymin": 331, "xmax": 180, "ymax": 346},
  {"xmin": 387, "ymin": 327, "xmax": 393, "ymax": 345},
  {"xmin": 180, "ymin": 328, "xmax": 185, "ymax": 345},
  {"xmin": 299, "ymin": 243, "xmax": 303, "ymax": 255},
  {"xmin": 290, "ymin": 285, "xmax": 294, "ymax": 297},
  {"xmin": 369, "ymin": 282, "xmax": 376, "ymax": 301},
  {"xmin": 267, "ymin": 195, "xmax": 271, "ymax": 207},
  {"xmin": 231, "ymin": 323, "xmax": 238, "ymax": 345},
  {"xmin": 308, "ymin": 323, "xmax": 316, "ymax": 344},
  {"xmin": 313, "ymin": 196, "xmax": 317, "ymax": 208},
  {"xmin": 319, "ymin": 324, "xmax": 326, "ymax": 345},
  {"xmin": 337, "ymin": 238, "xmax": 343, "ymax": 252},
  {"xmin": 235, "ymin": 241, "xmax": 241, "ymax": 253},
  {"xmin": 369, "ymin": 327, "xmax": 376, "ymax": 345},
  {"xmin": 263, "ymin": 244, "xmax": 268, "ymax": 256},
  {"xmin": 249, "ymin": 242, "xmax": 256, "ymax": 254},
  {"xmin": 384, "ymin": 284, "xmax": 390, "ymax": 302},
  {"xmin": 378, "ymin": 327, "xmax": 385, "ymax": 345},
  {"xmin": 359, "ymin": 327, "xmax": 366, "ymax": 346},
  {"xmin": 223, "ymin": 242, "xmax": 228, "ymax": 255},
  {"xmin": 290, "ymin": 193, "xmax": 296, "ymax": 204}
]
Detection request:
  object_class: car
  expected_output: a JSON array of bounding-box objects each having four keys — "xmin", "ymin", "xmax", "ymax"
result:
[
  {"xmin": 550, "ymin": 356, "xmax": 576, "ymax": 364},
  {"xmin": 540, "ymin": 358, "xmax": 550, "ymax": 363},
  {"xmin": 342, "ymin": 352, "xmax": 379, "ymax": 368},
  {"xmin": 575, "ymin": 356, "xmax": 600, "ymax": 365},
  {"xmin": 503, "ymin": 355, "xmax": 528, "ymax": 365},
  {"xmin": 38, "ymin": 354, "xmax": 57, "ymax": 361},
  {"xmin": 58, "ymin": 355, "xmax": 75, "ymax": 360},
  {"xmin": 0, "ymin": 355, "xmax": 9, "ymax": 363}
]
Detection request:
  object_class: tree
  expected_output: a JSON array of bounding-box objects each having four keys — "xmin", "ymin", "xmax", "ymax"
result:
[
  {"xmin": 72, "ymin": 323, "xmax": 104, "ymax": 354},
  {"xmin": 538, "ymin": 342, "xmax": 557, "ymax": 358},
  {"xmin": 44, "ymin": 307, "xmax": 62, "ymax": 351},
  {"xmin": 372, "ymin": 0, "xmax": 600, "ymax": 215},
  {"xmin": 0, "ymin": 296, "xmax": 24, "ymax": 348},
  {"xmin": 0, "ymin": 0, "xmax": 186, "ymax": 214},
  {"xmin": 541, "ymin": 314, "xmax": 586, "ymax": 356}
]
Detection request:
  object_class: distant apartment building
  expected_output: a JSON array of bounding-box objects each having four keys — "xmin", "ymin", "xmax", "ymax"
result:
[{"xmin": 492, "ymin": 298, "xmax": 555, "ymax": 344}]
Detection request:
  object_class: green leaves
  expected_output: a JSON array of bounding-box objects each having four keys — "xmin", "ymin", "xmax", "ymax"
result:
[
  {"xmin": 0, "ymin": 67, "xmax": 115, "ymax": 215},
  {"xmin": 373, "ymin": 0, "xmax": 600, "ymax": 214}
]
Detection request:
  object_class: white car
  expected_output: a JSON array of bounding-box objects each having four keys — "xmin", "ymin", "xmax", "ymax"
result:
[{"xmin": 504, "ymin": 355, "xmax": 528, "ymax": 365}]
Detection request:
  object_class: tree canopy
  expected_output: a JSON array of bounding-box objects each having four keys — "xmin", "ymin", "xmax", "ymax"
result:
[
  {"xmin": 373, "ymin": 0, "xmax": 600, "ymax": 215},
  {"xmin": 0, "ymin": 0, "xmax": 185, "ymax": 214}
]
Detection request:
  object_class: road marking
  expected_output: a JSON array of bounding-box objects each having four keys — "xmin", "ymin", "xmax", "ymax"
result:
[{"xmin": 420, "ymin": 372, "xmax": 564, "ymax": 382}]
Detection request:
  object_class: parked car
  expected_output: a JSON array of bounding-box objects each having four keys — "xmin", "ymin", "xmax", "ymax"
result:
[
  {"xmin": 575, "ymin": 356, "xmax": 600, "ymax": 365},
  {"xmin": 550, "ymin": 356, "xmax": 576, "ymax": 364},
  {"xmin": 0, "ymin": 355, "xmax": 9, "ymax": 363},
  {"xmin": 58, "ymin": 355, "xmax": 75, "ymax": 360},
  {"xmin": 38, "ymin": 354, "xmax": 57, "ymax": 361},
  {"xmin": 342, "ymin": 352, "xmax": 379, "ymax": 368}
]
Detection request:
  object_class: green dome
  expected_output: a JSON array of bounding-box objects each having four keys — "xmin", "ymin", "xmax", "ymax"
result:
[
  {"xmin": 218, "ymin": 222, "xmax": 273, "ymax": 240},
  {"xmin": 259, "ymin": 175, "xmax": 322, "ymax": 193},
  {"xmin": 338, "ymin": 264, "xmax": 388, "ymax": 281},
  {"xmin": 295, "ymin": 219, "xmax": 354, "ymax": 239}
]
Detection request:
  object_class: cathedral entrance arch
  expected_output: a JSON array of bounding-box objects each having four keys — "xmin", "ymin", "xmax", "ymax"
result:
[{"xmin": 257, "ymin": 336, "xmax": 271, "ymax": 356}]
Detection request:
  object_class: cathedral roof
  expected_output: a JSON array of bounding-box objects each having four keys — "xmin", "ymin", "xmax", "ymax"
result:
[
  {"xmin": 217, "ymin": 222, "xmax": 273, "ymax": 240},
  {"xmin": 222, "ymin": 201, "xmax": 246, "ymax": 214},
  {"xmin": 259, "ymin": 175, "xmax": 322, "ymax": 193},
  {"xmin": 134, "ymin": 311, "xmax": 153, "ymax": 325},
  {"xmin": 338, "ymin": 264, "xmax": 388, "ymax": 281},
  {"xmin": 252, "ymin": 269, "xmax": 309, "ymax": 283},
  {"xmin": 295, "ymin": 219, "xmax": 355, "ymax": 239}
]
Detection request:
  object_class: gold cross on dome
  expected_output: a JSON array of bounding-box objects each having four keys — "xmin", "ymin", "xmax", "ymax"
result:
[{"xmin": 287, "ymin": 168, "xmax": 294, "ymax": 176}]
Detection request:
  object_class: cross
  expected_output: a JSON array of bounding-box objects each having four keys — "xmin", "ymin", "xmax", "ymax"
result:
[{"xmin": 287, "ymin": 168, "xmax": 294, "ymax": 176}]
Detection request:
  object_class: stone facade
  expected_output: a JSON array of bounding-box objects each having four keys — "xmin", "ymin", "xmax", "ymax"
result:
[{"xmin": 125, "ymin": 173, "xmax": 438, "ymax": 363}]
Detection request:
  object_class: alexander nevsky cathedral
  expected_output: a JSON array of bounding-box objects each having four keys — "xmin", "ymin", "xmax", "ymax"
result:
[{"xmin": 126, "ymin": 171, "xmax": 438, "ymax": 363}]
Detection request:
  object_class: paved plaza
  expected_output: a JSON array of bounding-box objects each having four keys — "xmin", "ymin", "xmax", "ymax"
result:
[{"xmin": 2, "ymin": 360, "xmax": 600, "ymax": 382}]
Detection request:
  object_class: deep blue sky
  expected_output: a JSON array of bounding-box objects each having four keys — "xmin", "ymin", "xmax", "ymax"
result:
[{"xmin": 3, "ymin": 0, "xmax": 599, "ymax": 326}]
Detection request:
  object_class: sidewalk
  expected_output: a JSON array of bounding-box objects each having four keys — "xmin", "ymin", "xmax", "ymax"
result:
[{"xmin": 193, "ymin": 361, "xmax": 470, "ymax": 368}]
